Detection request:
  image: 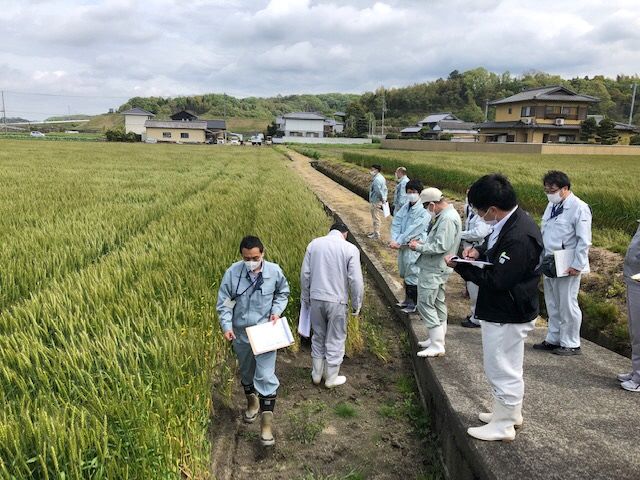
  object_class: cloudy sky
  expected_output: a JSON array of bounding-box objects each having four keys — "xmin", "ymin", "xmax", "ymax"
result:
[{"xmin": 1, "ymin": 0, "xmax": 639, "ymax": 120}]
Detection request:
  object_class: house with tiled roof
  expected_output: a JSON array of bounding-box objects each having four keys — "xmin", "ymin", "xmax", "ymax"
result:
[
  {"xmin": 401, "ymin": 112, "xmax": 477, "ymax": 141},
  {"xmin": 477, "ymin": 86, "xmax": 599, "ymax": 143}
]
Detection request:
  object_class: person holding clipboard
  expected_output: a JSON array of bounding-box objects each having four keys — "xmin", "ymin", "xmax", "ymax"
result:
[
  {"xmin": 446, "ymin": 174, "xmax": 542, "ymax": 442},
  {"xmin": 216, "ymin": 236, "xmax": 290, "ymax": 447}
]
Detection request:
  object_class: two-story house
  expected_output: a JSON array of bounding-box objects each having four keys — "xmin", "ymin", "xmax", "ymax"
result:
[
  {"xmin": 478, "ymin": 86, "xmax": 599, "ymax": 143},
  {"xmin": 122, "ymin": 107, "xmax": 155, "ymax": 135}
]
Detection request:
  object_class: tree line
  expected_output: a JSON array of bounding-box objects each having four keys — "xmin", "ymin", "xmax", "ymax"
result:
[{"xmin": 118, "ymin": 68, "xmax": 640, "ymax": 135}]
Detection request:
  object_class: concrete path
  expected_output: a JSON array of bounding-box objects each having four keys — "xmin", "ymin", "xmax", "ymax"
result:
[{"xmin": 286, "ymin": 148, "xmax": 640, "ymax": 480}]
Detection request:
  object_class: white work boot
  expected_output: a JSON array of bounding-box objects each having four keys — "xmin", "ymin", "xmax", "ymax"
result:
[
  {"xmin": 468, "ymin": 400, "xmax": 519, "ymax": 442},
  {"xmin": 325, "ymin": 365, "xmax": 347, "ymax": 388},
  {"xmin": 260, "ymin": 411, "xmax": 275, "ymax": 446},
  {"xmin": 417, "ymin": 325, "xmax": 445, "ymax": 357},
  {"xmin": 478, "ymin": 403, "xmax": 523, "ymax": 429},
  {"xmin": 311, "ymin": 357, "xmax": 325, "ymax": 385},
  {"xmin": 419, "ymin": 320, "xmax": 448, "ymax": 348},
  {"xmin": 243, "ymin": 393, "xmax": 260, "ymax": 423}
]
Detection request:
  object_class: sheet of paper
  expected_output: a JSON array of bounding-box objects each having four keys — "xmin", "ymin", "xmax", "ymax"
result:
[
  {"xmin": 382, "ymin": 202, "xmax": 391, "ymax": 218},
  {"xmin": 450, "ymin": 256, "xmax": 493, "ymax": 269},
  {"xmin": 553, "ymin": 249, "xmax": 590, "ymax": 277},
  {"xmin": 298, "ymin": 302, "xmax": 311, "ymax": 338},
  {"xmin": 246, "ymin": 317, "xmax": 294, "ymax": 355},
  {"xmin": 631, "ymin": 273, "xmax": 640, "ymax": 282}
]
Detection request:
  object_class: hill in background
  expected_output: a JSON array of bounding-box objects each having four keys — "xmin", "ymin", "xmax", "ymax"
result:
[{"xmin": 105, "ymin": 68, "xmax": 640, "ymax": 134}]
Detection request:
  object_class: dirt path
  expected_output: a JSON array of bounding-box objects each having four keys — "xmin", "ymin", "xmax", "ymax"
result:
[
  {"xmin": 285, "ymin": 149, "xmax": 471, "ymax": 324},
  {"xmin": 209, "ymin": 276, "xmax": 443, "ymax": 480}
]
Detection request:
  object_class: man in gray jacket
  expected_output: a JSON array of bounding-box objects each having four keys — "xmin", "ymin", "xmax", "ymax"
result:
[
  {"xmin": 620, "ymin": 221, "xmax": 640, "ymax": 392},
  {"xmin": 301, "ymin": 223, "xmax": 364, "ymax": 388}
]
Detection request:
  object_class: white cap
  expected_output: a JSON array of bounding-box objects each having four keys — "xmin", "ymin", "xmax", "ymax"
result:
[{"xmin": 420, "ymin": 187, "xmax": 443, "ymax": 203}]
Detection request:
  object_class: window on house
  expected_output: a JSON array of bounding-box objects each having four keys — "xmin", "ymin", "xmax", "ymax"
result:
[
  {"xmin": 520, "ymin": 106, "xmax": 534, "ymax": 117},
  {"xmin": 163, "ymin": 132, "xmax": 171, "ymax": 138},
  {"xmin": 181, "ymin": 132, "xmax": 189, "ymax": 139},
  {"xmin": 508, "ymin": 108, "xmax": 512, "ymax": 114}
]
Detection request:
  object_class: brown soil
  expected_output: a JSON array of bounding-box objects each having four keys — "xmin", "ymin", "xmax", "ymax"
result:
[{"xmin": 210, "ymin": 275, "xmax": 443, "ymax": 480}]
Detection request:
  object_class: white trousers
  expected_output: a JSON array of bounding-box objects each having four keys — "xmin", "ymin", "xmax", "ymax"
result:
[
  {"xmin": 543, "ymin": 275, "xmax": 582, "ymax": 348},
  {"xmin": 481, "ymin": 320, "xmax": 535, "ymax": 406},
  {"xmin": 467, "ymin": 281, "xmax": 480, "ymax": 325},
  {"xmin": 626, "ymin": 280, "xmax": 640, "ymax": 383}
]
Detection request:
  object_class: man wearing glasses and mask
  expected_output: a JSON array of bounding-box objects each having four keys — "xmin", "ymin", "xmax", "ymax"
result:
[{"xmin": 533, "ymin": 171, "xmax": 592, "ymax": 356}]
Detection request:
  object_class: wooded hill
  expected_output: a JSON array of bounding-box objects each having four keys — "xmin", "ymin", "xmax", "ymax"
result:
[{"xmin": 117, "ymin": 68, "xmax": 640, "ymax": 128}]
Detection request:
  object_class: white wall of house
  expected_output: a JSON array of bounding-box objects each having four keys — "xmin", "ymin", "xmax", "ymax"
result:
[
  {"xmin": 283, "ymin": 118, "xmax": 325, "ymax": 137},
  {"xmin": 125, "ymin": 115, "xmax": 151, "ymax": 135}
]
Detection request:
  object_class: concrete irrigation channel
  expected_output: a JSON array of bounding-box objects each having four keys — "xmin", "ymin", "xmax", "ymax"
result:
[{"xmin": 282, "ymin": 147, "xmax": 640, "ymax": 480}]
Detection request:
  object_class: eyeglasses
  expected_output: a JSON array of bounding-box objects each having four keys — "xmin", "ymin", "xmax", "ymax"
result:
[{"xmin": 543, "ymin": 187, "xmax": 561, "ymax": 194}]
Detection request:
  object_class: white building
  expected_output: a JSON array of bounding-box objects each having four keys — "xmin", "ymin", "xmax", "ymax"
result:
[
  {"xmin": 122, "ymin": 108, "xmax": 155, "ymax": 135},
  {"xmin": 278, "ymin": 112, "xmax": 327, "ymax": 138}
]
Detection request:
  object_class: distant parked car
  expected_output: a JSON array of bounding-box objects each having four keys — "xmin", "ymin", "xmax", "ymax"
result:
[
  {"xmin": 230, "ymin": 138, "xmax": 240, "ymax": 145},
  {"xmin": 30, "ymin": 131, "xmax": 45, "ymax": 138}
]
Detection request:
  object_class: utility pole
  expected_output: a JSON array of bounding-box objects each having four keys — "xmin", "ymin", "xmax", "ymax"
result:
[
  {"xmin": 1, "ymin": 90, "xmax": 7, "ymax": 133},
  {"xmin": 484, "ymin": 99, "xmax": 489, "ymax": 122},
  {"xmin": 381, "ymin": 87, "xmax": 386, "ymax": 136},
  {"xmin": 223, "ymin": 93, "xmax": 227, "ymax": 142},
  {"xmin": 629, "ymin": 83, "xmax": 637, "ymax": 125}
]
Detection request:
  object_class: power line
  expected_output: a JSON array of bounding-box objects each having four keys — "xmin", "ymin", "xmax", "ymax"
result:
[{"xmin": 2, "ymin": 89, "xmax": 130, "ymax": 99}]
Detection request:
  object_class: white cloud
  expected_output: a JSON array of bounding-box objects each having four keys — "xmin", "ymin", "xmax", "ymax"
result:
[{"xmin": 0, "ymin": 0, "xmax": 638, "ymax": 119}]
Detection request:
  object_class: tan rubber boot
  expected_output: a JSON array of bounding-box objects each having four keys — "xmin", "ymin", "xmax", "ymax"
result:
[
  {"xmin": 260, "ymin": 411, "xmax": 275, "ymax": 446},
  {"xmin": 243, "ymin": 393, "xmax": 259, "ymax": 423}
]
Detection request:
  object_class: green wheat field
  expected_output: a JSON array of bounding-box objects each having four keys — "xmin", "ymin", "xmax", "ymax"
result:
[{"xmin": 0, "ymin": 141, "xmax": 330, "ymax": 478}]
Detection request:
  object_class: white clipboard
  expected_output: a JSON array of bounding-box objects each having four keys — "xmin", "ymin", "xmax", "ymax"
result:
[
  {"xmin": 246, "ymin": 317, "xmax": 295, "ymax": 355},
  {"xmin": 553, "ymin": 249, "xmax": 590, "ymax": 277},
  {"xmin": 298, "ymin": 302, "xmax": 311, "ymax": 338},
  {"xmin": 382, "ymin": 202, "xmax": 391, "ymax": 218},
  {"xmin": 450, "ymin": 255, "xmax": 493, "ymax": 269}
]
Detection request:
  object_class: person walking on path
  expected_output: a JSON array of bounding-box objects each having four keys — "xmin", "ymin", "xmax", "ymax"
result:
[
  {"xmin": 533, "ymin": 171, "xmax": 592, "ymax": 356},
  {"xmin": 301, "ymin": 223, "xmax": 364, "ymax": 388},
  {"xmin": 619, "ymin": 221, "xmax": 640, "ymax": 392},
  {"xmin": 409, "ymin": 187, "xmax": 461, "ymax": 358},
  {"xmin": 216, "ymin": 236, "xmax": 290, "ymax": 447},
  {"xmin": 447, "ymin": 174, "xmax": 543, "ymax": 442},
  {"xmin": 390, "ymin": 179, "xmax": 428, "ymax": 314},
  {"xmin": 367, "ymin": 164, "xmax": 388, "ymax": 240}
]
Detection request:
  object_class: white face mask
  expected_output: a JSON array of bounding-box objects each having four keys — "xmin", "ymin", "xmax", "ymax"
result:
[
  {"xmin": 244, "ymin": 259, "xmax": 262, "ymax": 272},
  {"xmin": 479, "ymin": 209, "xmax": 498, "ymax": 226},
  {"xmin": 370, "ymin": 170, "xmax": 377, "ymax": 177},
  {"xmin": 546, "ymin": 192, "xmax": 563, "ymax": 204},
  {"xmin": 407, "ymin": 193, "xmax": 420, "ymax": 203}
]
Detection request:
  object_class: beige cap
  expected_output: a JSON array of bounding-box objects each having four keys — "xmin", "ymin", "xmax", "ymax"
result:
[{"xmin": 420, "ymin": 187, "xmax": 443, "ymax": 203}]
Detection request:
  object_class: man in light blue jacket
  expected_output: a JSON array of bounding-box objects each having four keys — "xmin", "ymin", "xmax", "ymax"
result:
[
  {"xmin": 393, "ymin": 167, "xmax": 410, "ymax": 215},
  {"xmin": 216, "ymin": 235, "xmax": 290, "ymax": 446},
  {"xmin": 367, "ymin": 164, "xmax": 388, "ymax": 240},
  {"xmin": 390, "ymin": 179, "xmax": 429, "ymax": 313},
  {"xmin": 301, "ymin": 223, "xmax": 364, "ymax": 388},
  {"xmin": 533, "ymin": 171, "xmax": 592, "ymax": 356}
]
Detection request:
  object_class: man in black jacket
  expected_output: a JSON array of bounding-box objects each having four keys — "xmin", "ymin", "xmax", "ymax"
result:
[{"xmin": 446, "ymin": 174, "xmax": 542, "ymax": 442}]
